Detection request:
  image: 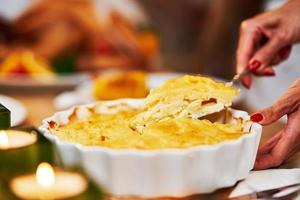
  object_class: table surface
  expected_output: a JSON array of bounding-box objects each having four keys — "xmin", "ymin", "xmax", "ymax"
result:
[{"xmin": 1, "ymin": 90, "xmax": 300, "ymax": 200}]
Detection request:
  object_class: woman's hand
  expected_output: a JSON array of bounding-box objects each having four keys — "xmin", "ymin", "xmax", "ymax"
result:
[
  {"xmin": 236, "ymin": 0, "xmax": 300, "ymax": 88},
  {"xmin": 250, "ymin": 78, "xmax": 300, "ymax": 170}
]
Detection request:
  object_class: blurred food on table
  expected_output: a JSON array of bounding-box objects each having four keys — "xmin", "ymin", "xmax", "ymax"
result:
[
  {"xmin": 78, "ymin": 12, "xmax": 159, "ymax": 71},
  {"xmin": 0, "ymin": 0, "xmax": 159, "ymax": 79},
  {"xmin": 0, "ymin": 51, "xmax": 55, "ymax": 82},
  {"xmin": 93, "ymin": 71, "xmax": 148, "ymax": 100}
]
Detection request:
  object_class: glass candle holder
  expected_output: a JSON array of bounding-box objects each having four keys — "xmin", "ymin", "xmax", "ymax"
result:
[{"xmin": 0, "ymin": 104, "xmax": 10, "ymax": 130}]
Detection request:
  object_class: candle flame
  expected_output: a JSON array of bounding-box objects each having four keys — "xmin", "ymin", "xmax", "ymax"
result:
[
  {"xmin": 36, "ymin": 162, "xmax": 55, "ymax": 188},
  {"xmin": 0, "ymin": 131, "xmax": 8, "ymax": 149}
]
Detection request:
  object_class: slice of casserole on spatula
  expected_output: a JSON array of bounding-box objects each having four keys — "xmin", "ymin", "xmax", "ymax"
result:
[{"xmin": 130, "ymin": 75, "xmax": 239, "ymax": 132}]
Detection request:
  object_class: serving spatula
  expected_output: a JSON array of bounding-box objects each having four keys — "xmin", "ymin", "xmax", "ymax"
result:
[{"xmin": 227, "ymin": 69, "xmax": 250, "ymax": 86}]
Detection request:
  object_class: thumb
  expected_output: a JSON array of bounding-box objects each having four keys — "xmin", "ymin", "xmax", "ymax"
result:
[
  {"xmin": 250, "ymin": 36, "xmax": 288, "ymax": 72},
  {"xmin": 250, "ymin": 78, "xmax": 300, "ymax": 125},
  {"xmin": 250, "ymin": 106, "xmax": 284, "ymax": 126}
]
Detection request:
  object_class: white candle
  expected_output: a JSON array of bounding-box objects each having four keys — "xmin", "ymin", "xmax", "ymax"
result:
[
  {"xmin": 0, "ymin": 130, "xmax": 37, "ymax": 150},
  {"xmin": 10, "ymin": 162, "xmax": 88, "ymax": 199}
]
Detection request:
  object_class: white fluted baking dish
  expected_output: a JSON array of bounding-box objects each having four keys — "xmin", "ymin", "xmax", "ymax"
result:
[{"xmin": 39, "ymin": 99, "xmax": 262, "ymax": 198}]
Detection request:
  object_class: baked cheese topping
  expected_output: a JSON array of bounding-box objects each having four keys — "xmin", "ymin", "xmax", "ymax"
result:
[
  {"xmin": 50, "ymin": 108, "xmax": 243, "ymax": 149},
  {"xmin": 49, "ymin": 75, "xmax": 244, "ymax": 150},
  {"xmin": 130, "ymin": 75, "xmax": 239, "ymax": 132}
]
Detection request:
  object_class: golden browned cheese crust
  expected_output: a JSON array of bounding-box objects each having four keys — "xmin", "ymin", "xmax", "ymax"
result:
[
  {"xmin": 49, "ymin": 75, "xmax": 243, "ymax": 150},
  {"xmin": 130, "ymin": 75, "xmax": 239, "ymax": 132},
  {"xmin": 50, "ymin": 108, "xmax": 244, "ymax": 150}
]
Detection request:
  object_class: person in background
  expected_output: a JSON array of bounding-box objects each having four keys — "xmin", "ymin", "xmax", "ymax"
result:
[
  {"xmin": 139, "ymin": 0, "xmax": 262, "ymax": 78},
  {"xmin": 236, "ymin": 0, "xmax": 300, "ymax": 170}
]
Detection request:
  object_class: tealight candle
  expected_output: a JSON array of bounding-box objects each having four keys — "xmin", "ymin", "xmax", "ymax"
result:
[
  {"xmin": 0, "ymin": 130, "xmax": 37, "ymax": 150},
  {"xmin": 10, "ymin": 162, "xmax": 88, "ymax": 200}
]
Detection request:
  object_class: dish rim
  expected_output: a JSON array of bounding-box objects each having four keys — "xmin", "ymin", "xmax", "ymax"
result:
[{"xmin": 39, "ymin": 98, "xmax": 261, "ymax": 156}]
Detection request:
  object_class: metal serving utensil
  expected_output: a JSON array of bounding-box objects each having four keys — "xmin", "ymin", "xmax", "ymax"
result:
[{"xmin": 227, "ymin": 69, "xmax": 250, "ymax": 87}]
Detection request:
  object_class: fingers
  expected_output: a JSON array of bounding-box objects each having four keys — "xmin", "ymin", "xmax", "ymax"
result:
[
  {"xmin": 250, "ymin": 105, "xmax": 286, "ymax": 126},
  {"xmin": 241, "ymin": 67, "xmax": 275, "ymax": 89},
  {"xmin": 252, "ymin": 67, "xmax": 276, "ymax": 77},
  {"xmin": 250, "ymin": 45, "xmax": 292, "ymax": 75},
  {"xmin": 254, "ymin": 129, "xmax": 292, "ymax": 170},
  {"xmin": 250, "ymin": 37, "xmax": 282, "ymax": 66},
  {"xmin": 241, "ymin": 74, "xmax": 252, "ymax": 89},
  {"xmin": 271, "ymin": 46, "xmax": 292, "ymax": 65},
  {"xmin": 250, "ymin": 78, "xmax": 300, "ymax": 125},
  {"xmin": 256, "ymin": 130, "xmax": 283, "ymax": 156},
  {"xmin": 254, "ymin": 110, "xmax": 300, "ymax": 170},
  {"xmin": 236, "ymin": 11, "xmax": 280, "ymax": 75},
  {"xmin": 236, "ymin": 20, "xmax": 262, "ymax": 74},
  {"xmin": 235, "ymin": 9, "xmax": 293, "ymax": 87},
  {"xmin": 254, "ymin": 152, "xmax": 282, "ymax": 170}
]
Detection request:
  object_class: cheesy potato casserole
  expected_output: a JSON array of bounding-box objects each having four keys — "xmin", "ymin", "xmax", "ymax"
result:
[{"xmin": 49, "ymin": 75, "xmax": 246, "ymax": 149}]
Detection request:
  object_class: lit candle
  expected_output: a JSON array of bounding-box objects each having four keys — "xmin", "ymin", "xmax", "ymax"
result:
[
  {"xmin": 0, "ymin": 131, "xmax": 8, "ymax": 149},
  {"xmin": 0, "ymin": 130, "xmax": 37, "ymax": 150},
  {"xmin": 10, "ymin": 162, "xmax": 88, "ymax": 199}
]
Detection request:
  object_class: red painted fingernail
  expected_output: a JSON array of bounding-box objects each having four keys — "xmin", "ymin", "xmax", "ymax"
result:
[
  {"xmin": 278, "ymin": 46, "xmax": 291, "ymax": 58},
  {"xmin": 249, "ymin": 60, "xmax": 261, "ymax": 72},
  {"xmin": 264, "ymin": 71, "xmax": 276, "ymax": 76},
  {"xmin": 263, "ymin": 68, "xmax": 276, "ymax": 76},
  {"xmin": 250, "ymin": 113, "xmax": 263, "ymax": 122},
  {"xmin": 241, "ymin": 75, "xmax": 252, "ymax": 89}
]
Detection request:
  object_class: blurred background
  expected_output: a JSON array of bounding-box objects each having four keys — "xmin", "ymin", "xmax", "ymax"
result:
[{"xmin": 0, "ymin": 0, "xmax": 265, "ymax": 80}]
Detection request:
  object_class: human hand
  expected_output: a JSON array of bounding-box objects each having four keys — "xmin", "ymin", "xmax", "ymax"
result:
[
  {"xmin": 236, "ymin": 0, "xmax": 300, "ymax": 88},
  {"xmin": 250, "ymin": 78, "xmax": 300, "ymax": 170}
]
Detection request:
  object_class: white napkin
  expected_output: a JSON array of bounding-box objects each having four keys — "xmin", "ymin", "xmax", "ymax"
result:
[{"xmin": 229, "ymin": 169, "xmax": 300, "ymax": 198}]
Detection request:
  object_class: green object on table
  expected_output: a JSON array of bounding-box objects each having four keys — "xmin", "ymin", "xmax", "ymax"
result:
[
  {"xmin": 52, "ymin": 53, "xmax": 78, "ymax": 74},
  {"xmin": 0, "ymin": 104, "xmax": 10, "ymax": 129},
  {"xmin": 0, "ymin": 127, "xmax": 104, "ymax": 200}
]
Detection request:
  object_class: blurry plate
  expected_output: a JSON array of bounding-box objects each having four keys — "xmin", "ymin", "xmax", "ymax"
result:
[
  {"xmin": 0, "ymin": 95, "xmax": 27, "ymax": 126},
  {"xmin": 54, "ymin": 72, "xmax": 245, "ymax": 110},
  {"xmin": 0, "ymin": 73, "xmax": 89, "ymax": 91}
]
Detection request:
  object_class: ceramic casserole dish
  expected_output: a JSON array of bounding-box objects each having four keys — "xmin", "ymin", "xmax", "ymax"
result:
[{"xmin": 39, "ymin": 98, "xmax": 262, "ymax": 198}]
